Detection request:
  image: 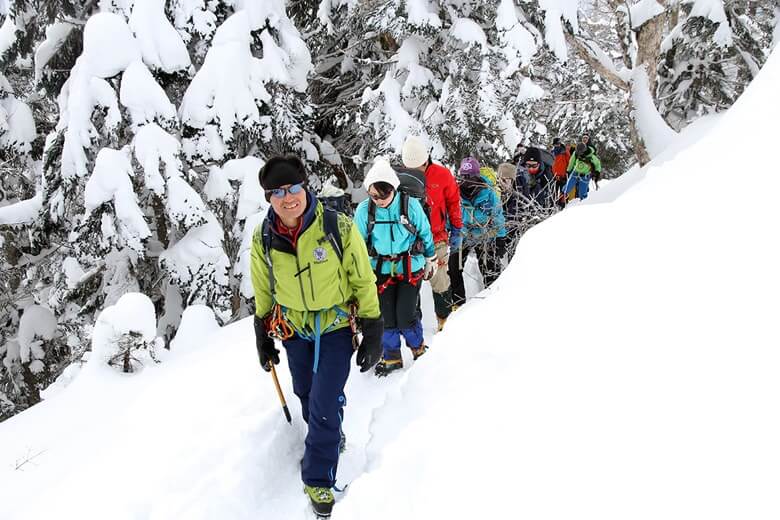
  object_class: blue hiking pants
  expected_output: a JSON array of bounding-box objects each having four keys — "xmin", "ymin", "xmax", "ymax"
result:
[
  {"xmin": 283, "ymin": 327, "xmax": 353, "ymax": 488},
  {"xmin": 563, "ymin": 174, "xmax": 590, "ymax": 200}
]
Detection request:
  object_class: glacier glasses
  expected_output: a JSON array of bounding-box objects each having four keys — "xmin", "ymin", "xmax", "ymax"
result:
[{"xmin": 268, "ymin": 183, "xmax": 305, "ymax": 199}]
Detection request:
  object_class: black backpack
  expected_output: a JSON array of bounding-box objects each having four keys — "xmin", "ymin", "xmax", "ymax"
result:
[
  {"xmin": 538, "ymin": 148, "xmax": 555, "ymax": 169},
  {"xmin": 261, "ymin": 208, "xmax": 343, "ymax": 296}
]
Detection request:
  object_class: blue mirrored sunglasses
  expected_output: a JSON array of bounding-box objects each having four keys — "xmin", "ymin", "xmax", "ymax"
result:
[{"xmin": 268, "ymin": 183, "xmax": 304, "ymax": 199}]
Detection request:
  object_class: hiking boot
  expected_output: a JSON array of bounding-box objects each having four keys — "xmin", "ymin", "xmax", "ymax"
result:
[
  {"xmin": 374, "ymin": 358, "xmax": 403, "ymax": 377},
  {"xmin": 304, "ymin": 485, "xmax": 334, "ymax": 518},
  {"xmin": 339, "ymin": 430, "xmax": 346, "ymax": 454},
  {"xmin": 411, "ymin": 344, "xmax": 428, "ymax": 361},
  {"xmin": 436, "ymin": 316, "xmax": 447, "ymax": 332}
]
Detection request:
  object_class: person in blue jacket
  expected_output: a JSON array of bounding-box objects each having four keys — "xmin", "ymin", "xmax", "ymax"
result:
[
  {"xmin": 354, "ymin": 159, "xmax": 436, "ymax": 377},
  {"xmin": 449, "ymin": 156, "xmax": 508, "ymax": 308}
]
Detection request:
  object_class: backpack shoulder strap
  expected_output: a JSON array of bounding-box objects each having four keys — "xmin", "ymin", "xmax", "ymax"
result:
[
  {"xmin": 322, "ymin": 208, "xmax": 344, "ymax": 262},
  {"xmin": 366, "ymin": 201, "xmax": 376, "ymax": 256},
  {"xmin": 399, "ymin": 192, "xmax": 419, "ymax": 235},
  {"xmin": 261, "ymin": 217, "xmax": 275, "ymax": 296},
  {"xmin": 400, "ymin": 191, "xmax": 409, "ymax": 220}
]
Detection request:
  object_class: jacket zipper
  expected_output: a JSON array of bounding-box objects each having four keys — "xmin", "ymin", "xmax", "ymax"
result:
[
  {"xmin": 307, "ymin": 263, "xmax": 316, "ymax": 301},
  {"xmin": 351, "ymin": 252, "xmax": 363, "ymax": 278},
  {"xmin": 294, "ymin": 255, "xmax": 309, "ymax": 310}
]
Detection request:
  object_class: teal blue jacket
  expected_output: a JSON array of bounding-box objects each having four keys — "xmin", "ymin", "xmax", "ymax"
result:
[
  {"xmin": 354, "ymin": 193, "xmax": 435, "ymax": 275},
  {"xmin": 461, "ymin": 180, "xmax": 507, "ymax": 244}
]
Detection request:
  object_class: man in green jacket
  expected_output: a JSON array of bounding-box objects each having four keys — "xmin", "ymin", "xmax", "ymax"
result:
[
  {"xmin": 563, "ymin": 142, "xmax": 602, "ymax": 201},
  {"xmin": 250, "ymin": 155, "xmax": 383, "ymax": 518}
]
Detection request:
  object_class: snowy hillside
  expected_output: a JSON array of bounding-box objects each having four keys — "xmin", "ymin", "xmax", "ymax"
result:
[{"xmin": 2, "ymin": 50, "xmax": 779, "ymax": 520}]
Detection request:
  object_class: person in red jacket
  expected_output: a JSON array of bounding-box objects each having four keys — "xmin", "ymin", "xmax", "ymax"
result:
[
  {"xmin": 551, "ymin": 137, "xmax": 571, "ymax": 208},
  {"xmin": 402, "ymin": 135, "xmax": 463, "ymax": 331}
]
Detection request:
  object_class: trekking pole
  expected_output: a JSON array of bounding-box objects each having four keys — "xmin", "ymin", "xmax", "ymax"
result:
[{"xmin": 269, "ymin": 363, "xmax": 292, "ymax": 424}]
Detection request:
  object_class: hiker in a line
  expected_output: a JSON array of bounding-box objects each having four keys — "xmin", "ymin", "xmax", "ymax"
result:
[
  {"xmin": 564, "ymin": 142, "xmax": 602, "ymax": 201},
  {"xmin": 401, "ymin": 136, "xmax": 462, "ymax": 331},
  {"xmin": 521, "ymin": 147, "xmax": 555, "ymax": 208},
  {"xmin": 497, "ymin": 162, "xmax": 522, "ymax": 250},
  {"xmin": 250, "ymin": 155, "xmax": 383, "ymax": 518},
  {"xmin": 580, "ymin": 133, "xmax": 603, "ymax": 188},
  {"xmin": 354, "ymin": 159, "xmax": 436, "ymax": 377},
  {"xmin": 449, "ymin": 157, "xmax": 508, "ymax": 308},
  {"xmin": 551, "ymin": 137, "xmax": 570, "ymax": 207}
]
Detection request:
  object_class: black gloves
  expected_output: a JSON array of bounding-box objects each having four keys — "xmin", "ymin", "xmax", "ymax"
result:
[
  {"xmin": 254, "ymin": 315, "xmax": 280, "ymax": 372},
  {"xmin": 356, "ymin": 317, "xmax": 383, "ymax": 372}
]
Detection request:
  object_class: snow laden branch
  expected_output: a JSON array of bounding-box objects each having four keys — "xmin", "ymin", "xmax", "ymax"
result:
[{"xmin": 564, "ymin": 31, "xmax": 630, "ymax": 91}]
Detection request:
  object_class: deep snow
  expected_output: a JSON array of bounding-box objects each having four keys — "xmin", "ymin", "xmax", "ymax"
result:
[{"xmin": 1, "ymin": 50, "xmax": 779, "ymax": 520}]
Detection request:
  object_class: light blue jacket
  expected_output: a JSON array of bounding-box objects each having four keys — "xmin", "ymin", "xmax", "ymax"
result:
[
  {"xmin": 461, "ymin": 181, "xmax": 507, "ymax": 244},
  {"xmin": 354, "ymin": 193, "xmax": 435, "ymax": 275}
]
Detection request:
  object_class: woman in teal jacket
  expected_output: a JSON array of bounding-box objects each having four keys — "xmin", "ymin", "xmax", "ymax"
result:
[
  {"xmin": 354, "ymin": 159, "xmax": 436, "ymax": 377},
  {"xmin": 449, "ymin": 156, "xmax": 508, "ymax": 308}
]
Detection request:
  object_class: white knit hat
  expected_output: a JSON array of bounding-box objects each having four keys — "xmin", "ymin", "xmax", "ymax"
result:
[
  {"xmin": 363, "ymin": 158, "xmax": 400, "ymax": 190},
  {"xmin": 401, "ymin": 135, "xmax": 429, "ymax": 168}
]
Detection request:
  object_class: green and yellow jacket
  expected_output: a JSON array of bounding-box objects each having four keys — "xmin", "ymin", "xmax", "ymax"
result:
[
  {"xmin": 250, "ymin": 193, "xmax": 380, "ymax": 336},
  {"xmin": 567, "ymin": 148, "xmax": 602, "ymax": 176}
]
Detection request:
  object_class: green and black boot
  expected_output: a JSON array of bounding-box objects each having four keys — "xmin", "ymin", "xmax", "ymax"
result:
[{"xmin": 304, "ymin": 485, "xmax": 335, "ymax": 518}]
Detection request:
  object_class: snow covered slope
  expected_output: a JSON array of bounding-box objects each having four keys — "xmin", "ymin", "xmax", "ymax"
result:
[{"xmin": 2, "ymin": 51, "xmax": 779, "ymax": 520}]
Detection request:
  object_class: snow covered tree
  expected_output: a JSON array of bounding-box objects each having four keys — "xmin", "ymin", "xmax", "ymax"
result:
[
  {"xmin": 310, "ymin": 0, "xmax": 526, "ymax": 174},
  {"xmin": 176, "ymin": 0, "xmax": 314, "ymax": 320},
  {"xmin": 657, "ymin": 0, "xmax": 774, "ymax": 129},
  {"xmin": 0, "ymin": 305, "xmax": 59, "ymax": 421},
  {"xmin": 35, "ymin": 9, "xmax": 208, "ymax": 357},
  {"xmin": 91, "ymin": 292, "xmax": 161, "ymax": 374},
  {"xmin": 558, "ymin": 0, "xmax": 772, "ymax": 165}
]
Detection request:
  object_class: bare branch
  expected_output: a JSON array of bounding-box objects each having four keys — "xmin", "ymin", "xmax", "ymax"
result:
[{"xmin": 14, "ymin": 448, "xmax": 47, "ymax": 471}]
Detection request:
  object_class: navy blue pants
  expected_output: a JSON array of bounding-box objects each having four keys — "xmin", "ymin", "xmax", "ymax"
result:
[{"xmin": 283, "ymin": 327, "xmax": 353, "ymax": 488}]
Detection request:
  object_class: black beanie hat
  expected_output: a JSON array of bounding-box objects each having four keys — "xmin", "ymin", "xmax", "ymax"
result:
[
  {"xmin": 259, "ymin": 156, "xmax": 307, "ymax": 191},
  {"xmin": 522, "ymin": 147, "xmax": 542, "ymax": 164},
  {"xmin": 552, "ymin": 137, "xmax": 561, "ymax": 146},
  {"xmin": 576, "ymin": 143, "xmax": 588, "ymax": 156}
]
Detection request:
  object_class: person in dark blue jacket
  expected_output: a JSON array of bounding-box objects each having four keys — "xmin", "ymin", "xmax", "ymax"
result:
[
  {"xmin": 354, "ymin": 159, "xmax": 436, "ymax": 377},
  {"xmin": 449, "ymin": 157, "xmax": 508, "ymax": 309}
]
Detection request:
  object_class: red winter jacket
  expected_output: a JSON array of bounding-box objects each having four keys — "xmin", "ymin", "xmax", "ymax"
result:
[
  {"xmin": 552, "ymin": 148, "xmax": 570, "ymax": 179},
  {"xmin": 424, "ymin": 162, "xmax": 462, "ymax": 243}
]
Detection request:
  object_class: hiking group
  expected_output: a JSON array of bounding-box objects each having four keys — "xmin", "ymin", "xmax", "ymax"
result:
[{"xmin": 249, "ymin": 133, "xmax": 603, "ymax": 517}]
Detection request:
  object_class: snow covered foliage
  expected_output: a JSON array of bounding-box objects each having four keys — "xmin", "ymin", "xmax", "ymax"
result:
[
  {"xmin": 559, "ymin": 0, "xmax": 774, "ymax": 164},
  {"xmin": 0, "ymin": 304, "xmax": 62, "ymax": 421},
  {"xmin": 658, "ymin": 0, "xmax": 774, "ymax": 129},
  {"xmin": 92, "ymin": 292, "xmax": 161, "ymax": 373},
  {"xmin": 308, "ymin": 1, "xmax": 524, "ymax": 172},
  {"xmin": 305, "ymin": 0, "xmax": 634, "ymax": 175},
  {"xmin": 179, "ymin": 1, "xmax": 313, "ymax": 165},
  {"xmin": 1, "ymin": 1, "xmax": 318, "ymax": 418},
  {"xmin": 0, "ymin": 75, "xmax": 35, "ymax": 154}
]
